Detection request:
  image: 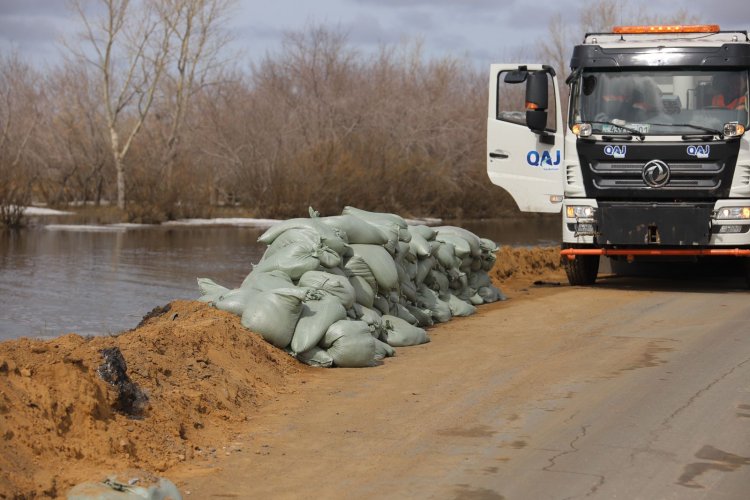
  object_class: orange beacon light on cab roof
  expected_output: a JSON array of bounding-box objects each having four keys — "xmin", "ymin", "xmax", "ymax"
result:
[{"xmin": 612, "ymin": 25, "xmax": 721, "ymax": 34}]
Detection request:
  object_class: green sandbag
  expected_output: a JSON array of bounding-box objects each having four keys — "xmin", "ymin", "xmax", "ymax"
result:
[
  {"xmin": 254, "ymin": 242, "xmax": 333, "ymax": 280},
  {"xmin": 196, "ymin": 278, "xmax": 229, "ymax": 303},
  {"xmin": 408, "ymin": 229, "xmax": 431, "ymax": 258},
  {"xmin": 391, "ymin": 302, "xmax": 418, "ymax": 325},
  {"xmin": 264, "ymin": 228, "xmax": 321, "ymax": 257},
  {"xmin": 341, "ymin": 207, "xmax": 408, "ymax": 249},
  {"xmin": 344, "ymin": 254, "xmax": 378, "ymax": 293},
  {"xmin": 395, "ymin": 241, "xmax": 412, "ymax": 260},
  {"xmin": 482, "ymin": 253, "xmax": 497, "ymax": 272},
  {"xmin": 468, "ymin": 270, "xmax": 492, "ymax": 289},
  {"xmin": 317, "ymin": 215, "xmax": 389, "ymax": 245},
  {"xmin": 322, "ymin": 320, "xmax": 377, "ymax": 368},
  {"xmin": 291, "ymin": 297, "xmax": 347, "ymax": 354},
  {"xmin": 409, "ymin": 224, "xmax": 436, "ymax": 241},
  {"xmin": 67, "ymin": 478, "xmax": 182, "ymax": 500},
  {"xmin": 241, "ymin": 288, "xmax": 307, "ymax": 348},
  {"xmin": 372, "ymin": 294, "xmax": 390, "ymax": 315},
  {"xmin": 450, "ymin": 272, "xmax": 469, "ymax": 295},
  {"xmin": 470, "ymin": 257, "xmax": 483, "ymax": 272},
  {"xmin": 342, "ymin": 206, "xmax": 408, "ymax": 229},
  {"xmin": 298, "ymin": 271, "xmax": 356, "ymax": 309},
  {"xmin": 434, "ymin": 241, "xmax": 459, "ymax": 269},
  {"xmin": 214, "ymin": 287, "xmax": 258, "ymax": 316},
  {"xmin": 381, "ymin": 315, "xmax": 429, "ymax": 347},
  {"xmin": 349, "ymin": 244, "xmax": 399, "ymax": 292},
  {"xmin": 480, "ymin": 237, "xmax": 499, "ymax": 253},
  {"xmin": 436, "ymin": 234, "xmax": 472, "ymax": 259},
  {"xmin": 416, "ymin": 285, "xmax": 452, "ymax": 323},
  {"xmin": 448, "ymin": 294, "xmax": 476, "ymax": 317},
  {"xmin": 352, "ymin": 304, "xmax": 383, "ymax": 333},
  {"xmin": 415, "ymin": 256, "xmax": 435, "ymax": 286},
  {"xmin": 400, "ymin": 279, "xmax": 418, "ymax": 303},
  {"xmin": 404, "ymin": 258, "xmax": 418, "ymax": 280},
  {"xmin": 432, "ymin": 297, "xmax": 452, "ymax": 323},
  {"xmin": 404, "ymin": 304, "xmax": 434, "ymax": 327},
  {"xmin": 324, "ymin": 265, "xmax": 349, "ymax": 278},
  {"xmin": 479, "ymin": 285, "xmax": 506, "ymax": 303},
  {"xmin": 258, "ymin": 218, "xmax": 348, "ymax": 254},
  {"xmin": 373, "ymin": 338, "xmax": 395, "ymax": 360},
  {"xmin": 349, "ymin": 275, "xmax": 375, "ymax": 308},
  {"xmin": 295, "ymin": 346, "xmax": 334, "ymax": 368},
  {"xmin": 428, "ymin": 270, "xmax": 450, "ymax": 300},
  {"xmin": 435, "ymin": 226, "xmax": 482, "ymax": 257},
  {"xmin": 241, "ymin": 269, "xmax": 293, "ymax": 290},
  {"xmin": 470, "ymin": 293, "xmax": 484, "ymax": 306}
]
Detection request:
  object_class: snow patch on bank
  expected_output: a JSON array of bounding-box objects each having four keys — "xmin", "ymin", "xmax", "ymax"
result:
[
  {"xmin": 21, "ymin": 207, "xmax": 74, "ymax": 216},
  {"xmin": 405, "ymin": 217, "xmax": 442, "ymax": 226},
  {"xmin": 44, "ymin": 223, "xmax": 154, "ymax": 232},
  {"xmin": 163, "ymin": 217, "xmax": 283, "ymax": 228}
]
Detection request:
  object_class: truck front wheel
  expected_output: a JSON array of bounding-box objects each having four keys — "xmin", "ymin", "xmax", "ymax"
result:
[{"xmin": 563, "ymin": 254, "xmax": 599, "ymax": 286}]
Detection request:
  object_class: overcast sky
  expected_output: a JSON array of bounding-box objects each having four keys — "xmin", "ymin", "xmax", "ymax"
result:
[{"xmin": 0, "ymin": 0, "xmax": 747, "ymax": 70}]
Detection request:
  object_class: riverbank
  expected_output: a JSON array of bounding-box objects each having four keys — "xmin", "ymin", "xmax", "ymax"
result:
[{"xmin": 0, "ymin": 247, "xmax": 563, "ymax": 498}]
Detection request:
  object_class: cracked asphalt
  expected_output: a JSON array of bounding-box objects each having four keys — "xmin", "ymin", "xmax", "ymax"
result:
[{"xmin": 174, "ymin": 272, "xmax": 750, "ymax": 499}]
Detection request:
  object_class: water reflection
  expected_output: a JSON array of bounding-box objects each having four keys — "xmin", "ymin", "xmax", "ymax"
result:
[{"xmin": 0, "ymin": 217, "xmax": 560, "ymax": 340}]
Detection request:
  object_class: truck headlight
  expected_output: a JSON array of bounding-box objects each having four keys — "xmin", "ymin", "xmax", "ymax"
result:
[
  {"xmin": 715, "ymin": 207, "xmax": 750, "ymax": 220},
  {"xmin": 724, "ymin": 122, "xmax": 746, "ymax": 138},
  {"xmin": 566, "ymin": 205, "xmax": 595, "ymax": 218},
  {"xmin": 572, "ymin": 123, "xmax": 592, "ymax": 137}
]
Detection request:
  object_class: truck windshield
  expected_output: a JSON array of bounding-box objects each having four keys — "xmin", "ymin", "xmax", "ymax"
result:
[{"xmin": 570, "ymin": 69, "xmax": 749, "ymax": 136}]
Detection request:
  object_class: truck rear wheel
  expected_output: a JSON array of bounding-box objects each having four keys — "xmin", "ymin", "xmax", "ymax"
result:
[{"xmin": 563, "ymin": 254, "xmax": 599, "ymax": 286}]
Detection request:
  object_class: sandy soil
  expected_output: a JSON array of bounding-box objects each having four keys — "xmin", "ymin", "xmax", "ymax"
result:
[
  {"xmin": 0, "ymin": 247, "xmax": 563, "ymax": 498},
  {"xmin": 0, "ymin": 302, "xmax": 305, "ymax": 498}
]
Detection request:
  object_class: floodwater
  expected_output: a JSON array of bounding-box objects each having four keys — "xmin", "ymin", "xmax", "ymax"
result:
[{"xmin": 0, "ymin": 215, "xmax": 560, "ymax": 340}]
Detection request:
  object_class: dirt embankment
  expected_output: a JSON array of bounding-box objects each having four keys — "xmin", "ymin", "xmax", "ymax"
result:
[
  {"xmin": 0, "ymin": 301, "xmax": 304, "ymax": 498},
  {"xmin": 491, "ymin": 246, "xmax": 563, "ymax": 285},
  {"xmin": 0, "ymin": 247, "xmax": 562, "ymax": 498}
]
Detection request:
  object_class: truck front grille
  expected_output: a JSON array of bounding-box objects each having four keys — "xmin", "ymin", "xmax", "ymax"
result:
[{"xmin": 591, "ymin": 161, "xmax": 725, "ymax": 191}]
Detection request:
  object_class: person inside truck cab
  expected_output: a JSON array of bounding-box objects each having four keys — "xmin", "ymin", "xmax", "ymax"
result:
[
  {"xmin": 625, "ymin": 78, "xmax": 663, "ymax": 120},
  {"xmin": 711, "ymin": 74, "xmax": 747, "ymax": 110}
]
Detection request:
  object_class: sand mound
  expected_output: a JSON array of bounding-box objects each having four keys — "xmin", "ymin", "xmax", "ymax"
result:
[
  {"xmin": 0, "ymin": 300, "xmax": 303, "ymax": 498},
  {"xmin": 491, "ymin": 246, "xmax": 562, "ymax": 282}
]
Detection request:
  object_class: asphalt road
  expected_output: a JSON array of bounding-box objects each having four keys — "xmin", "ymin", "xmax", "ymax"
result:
[{"xmin": 176, "ymin": 272, "xmax": 750, "ymax": 499}]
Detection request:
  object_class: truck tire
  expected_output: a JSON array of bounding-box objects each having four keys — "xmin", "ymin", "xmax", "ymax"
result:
[{"xmin": 563, "ymin": 255, "xmax": 599, "ymax": 286}]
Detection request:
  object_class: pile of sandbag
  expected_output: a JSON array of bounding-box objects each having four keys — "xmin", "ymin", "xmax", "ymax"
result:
[{"xmin": 197, "ymin": 207, "xmax": 505, "ymax": 368}]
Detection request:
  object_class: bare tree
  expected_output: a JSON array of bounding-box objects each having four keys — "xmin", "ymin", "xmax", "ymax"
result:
[
  {"xmin": 153, "ymin": 0, "xmax": 234, "ymax": 189},
  {"xmin": 68, "ymin": 0, "xmax": 171, "ymax": 211},
  {"xmin": 0, "ymin": 52, "xmax": 43, "ymax": 227},
  {"xmin": 38, "ymin": 63, "xmax": 112, "ymax": 206}
]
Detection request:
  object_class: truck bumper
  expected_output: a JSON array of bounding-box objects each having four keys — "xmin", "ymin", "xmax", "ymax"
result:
[{"xmin": 561, "ymin": 198, "xmax": 750, "ymax": 247}]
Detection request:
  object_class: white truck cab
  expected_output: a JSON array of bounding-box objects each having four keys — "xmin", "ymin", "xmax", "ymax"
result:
[{"xmin": 487, "ymin": 25, "xmax": 750, "ymax": 285}]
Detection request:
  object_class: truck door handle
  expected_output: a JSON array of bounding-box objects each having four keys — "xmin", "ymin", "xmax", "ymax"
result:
[{"xmin": 489, "ymin": 150, "xmax": 509, "ymax": 159}]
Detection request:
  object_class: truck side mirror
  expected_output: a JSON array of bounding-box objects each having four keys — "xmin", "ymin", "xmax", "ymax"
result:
[
  {"xmin": 504, "ymin": 70, "xmax": 528, "ymax": 84},
  {"xmin": 526, "ymin": 72, "xmax": 548, "ymax": 133}
]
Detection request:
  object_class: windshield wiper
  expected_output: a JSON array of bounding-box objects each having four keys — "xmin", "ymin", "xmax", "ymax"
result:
[
  {"xmin": 585, "ymin": 121, "xmax": 646, "ymax": 139},
  {"xmin": 649, "ymin": 122, "xmax": 724, "ymax": 138}
]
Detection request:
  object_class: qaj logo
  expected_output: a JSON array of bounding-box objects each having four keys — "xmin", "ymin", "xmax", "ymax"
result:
[
  {"xmin": 687, "ymin": 145, "xmax": 710, "ymax": 159},
  {"xmin": 603, "ymin": 145, "xmax": 626, "ymax": 159},
  {"xmin": 527, "ymin": 150, "xmax": 561, "ymax": 168}
]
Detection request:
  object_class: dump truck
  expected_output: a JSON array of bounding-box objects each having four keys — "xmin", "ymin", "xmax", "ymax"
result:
[{"xmin": 487, "ymin": 25, "xmax": 750, "ymax": 285}]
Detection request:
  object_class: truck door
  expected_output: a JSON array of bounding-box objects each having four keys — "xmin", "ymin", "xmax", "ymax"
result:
[{"xmin": 487, "ymin": 64, "xmax": 563, "ymax": 213}]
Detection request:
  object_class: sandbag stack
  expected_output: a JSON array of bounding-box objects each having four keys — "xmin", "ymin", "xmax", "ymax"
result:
[{"xmin": 197, "ymin": 207, "xmax": 505, "ymax": 368}]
